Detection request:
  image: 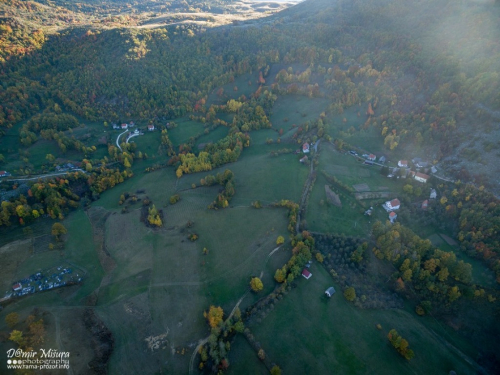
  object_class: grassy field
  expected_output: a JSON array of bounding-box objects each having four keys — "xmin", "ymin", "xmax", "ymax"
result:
[
  {"xmin": 306, "ymin": 142, "xmax": 399, "ymax": 236},
  {"xmin": 168, "ymin": 117, "xmax": 206, "ymax": 147},
  {"xmin": 270, "ymin": 95, "xmax": 330, "ymax": 139},
  {"xmin": 195, "ymin": 125, "xmax": 229, "ymax": 149},
  {"xmin": 231, "ymin": 263, "xmax": 478, "ymax": 375},
  {"xmin": 81, "ymin": 160, "xmax": 292, "ymax": 373}
]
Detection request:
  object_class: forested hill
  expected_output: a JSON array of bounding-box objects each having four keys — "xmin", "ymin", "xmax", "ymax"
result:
[{"xmin": 1, "ymin": 0, "xmax": 500, "ymax": 186}]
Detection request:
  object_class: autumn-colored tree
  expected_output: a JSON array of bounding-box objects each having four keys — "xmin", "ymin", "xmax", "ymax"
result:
[
  {"xmin": 51, "ymin": 222, "xmax": 67, "ymax": 241},
  {"xmin": 274, "ymin": 267, "xmax": 286, "ymax": 283},
  {"xmin": 258, "ymin": 349, "xmax": 265, "ymax": 360},
  {"xmin": 250, "ymin": 277, "xmax": 264, "ymax": 292},
  {"xmin": 343, "ymin": 287, "xmax": 356, "ymax": 301},
  {"xmin": 169, "ymin": 194, "xmax": 181, "ymax": 204},
  {"xmin": 276, "ymin": 235, "xmax": 285, "ymax": 245},
  {"xmin": 315, "ymin": 253, "xmax": 324, "ymax": 263},
  {"xmin": 9, "ymin": 330, "xmax": 25, "ymax": 348},
  {"xmin": 5, "ymin": 312, "xmax": 19, "ymax": 328},
  {"xmin": 204, "ymin": 306, "xmax": 224, "ymax": 328},
  {"xmin": 147, "ymin": 205, "xmax": 162, "ymax": 227},
  {"xmin": 271, "ymin": 366, "xmax": 282, "ymax": 375},
  {"xmin": 387, "ymin": 329, "xmax": 414, "ymax": 360},
  {"xmin": 28, "ymin": 319, "xmax": 45, "ymax": 346}
]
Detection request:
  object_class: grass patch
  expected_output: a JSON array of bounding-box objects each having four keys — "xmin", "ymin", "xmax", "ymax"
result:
[
  {"xmin": 246, "ymin": 264, "xmax": 478, "ymax": 375},
  {"xmin": 168, "ymin": 117, "xmax": 206, "ymax": 147}
]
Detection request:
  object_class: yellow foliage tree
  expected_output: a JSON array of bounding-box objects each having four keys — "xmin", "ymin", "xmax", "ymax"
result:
[
  {"xmin": 250, "ymin": 277, "xmax": 264, "ymax": 292},
  {"xmin": 204, "ymin": 306, "xmax": 224, "ymax": 328}
]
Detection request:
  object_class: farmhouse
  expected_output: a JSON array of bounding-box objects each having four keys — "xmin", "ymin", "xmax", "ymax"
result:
[
  {"xmin": 303, "ymin": 142, "xmax": 310, "ymax": 153},
  {"xmin": 430, "ymin": 189, "xmax": 437, "ymax": 199},
  {"xmin": 368, "ymin": 154, "xmax": 376, "ymax": 161},
  {"xmin": 0, "ymin": 171, "xmax": 10, "ymax": 177},
  {"xmin": 148, "ymin": 125, "xmax": 155, "ymax": 131},
  {"xmin": 383, "ymin": 198, "xmax": 400, "ymax": 212},
  {"xmin": 12, "ymin": 283, "xmax": 22, "ymax": 291},
  {"xmin": 414, "ymin": 172, "xmax": 430, "ymax": 183},
  {"xmin": 121, "ymin": 123, "xmax": 128, "ymax": 129},
  {"xmin": 302, "ymin": 269, "xmax": 312, "ymax": 279},
  {"xmin": 422, "ymin": 200, "xmax": 429, "ymax": 209},
  {"xmin": 325, "ymin": 287, "xmax": 336, "ymax": 297},
  {"xmin": 389, "ymin": 211, "xmax": 397, "ymax": 223},
  {"xmin": 398, "ymin": 160, "xmax": 408, "ymax": 167}
]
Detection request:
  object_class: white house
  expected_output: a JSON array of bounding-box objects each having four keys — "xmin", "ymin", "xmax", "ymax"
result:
[
  {"xmin": 121, "ymin": 123, "xmax": 128, "ymax": 130},
  {"xmin": 368, "ymin": 154, "xmax": 376, "ymax": 161},
  {"xmin": 430, "ymin": 189, "xmax": 437, "ymax": 199},
  {"xmin": 414, "ymin": 172, "xmax": 430, "ymax": 183},
  {"xmin": 383, "ymin": 198, "xmax": 400, "ymax": 212},
  {"xmin": 398, "ymin": 160, "xmax": 408, "ymax": 168},
  {"xmin": 325, "ymin": 287, "xmax": 336, "ymax": 297},
  {"xmin": 389, "ymin": 211, "xmax": 397, "ymax": 223},
  {"xmin": 148, "ymin": 125, "xmax": 155, "ymax": 131},
  {"xmin": 303, "ymin": 143, "xmax": 310, "ymax": 153}
]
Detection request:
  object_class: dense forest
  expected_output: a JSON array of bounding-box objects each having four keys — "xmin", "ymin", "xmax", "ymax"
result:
[{"xmin": 2, "ymin": 0, "xmax": 500, "ymax": 170}]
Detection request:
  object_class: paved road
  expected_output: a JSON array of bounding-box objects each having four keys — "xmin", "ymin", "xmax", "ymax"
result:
[{"xmin": 116, "ymin": 129, "xmax": 129, "ymax": 151}]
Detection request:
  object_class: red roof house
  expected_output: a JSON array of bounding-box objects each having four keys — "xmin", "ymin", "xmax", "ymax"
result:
[
  {"xmin": 303, "ymin": 143, "xmax": 310, "ymax": 153},
  {"xmin": 414, "ymin": 172, "xmax": 430, "ymax": 183},
  {"xmin": 12, "ymin": 283, "xmax": 22, "ymax": 291},
  {"xmin": 389, "ymin": 211, "xmax": 397, "ymax": 223},
  {"xmin": 0, "ymin": 171, "xmax": 7, "ymax": 177},
  {"xmin": 421, "ymin": 200, "xmax": 429, "ymax": 209},
  {"xmin": 368, "ymin": 154, "xmax": 376, "ymax": 161},
  {"xmin": 302, "ymin": 269, "xmax": 312, "ymax": 279},
  {"xmin": 398, "ymin": 160, "xmax": 408, "ymax": 167},
  {"xmin": 148, "ymin": 125, "xmax": 155, "ymax": 131},
  {"xmin": 383, "ymin": 198, "xmax": 400, "ymax": 211},
  {"xmin": 121, "ymin": 123, "xmax": 128, "ymax": 129}
]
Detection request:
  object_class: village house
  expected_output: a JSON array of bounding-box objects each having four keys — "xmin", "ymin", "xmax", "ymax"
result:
[
  {"xmin": 430, "ymin": 189, "xmax": 437, "ymax": 199},
  {"xmin": 368, "ymin": 154, "xmax": 376, "ymax": 161},
  {"xmin": 389, "ymin": 211, "xmax": 397, "ymax": 223},
  {"xmin": 148, "ymin": 125, "xmax": 155, "ymax": 131},
  {"xmin": 299, "ymin": 156, "xmax": 308, "ymax": 163},
  {"xmin": 12, "ymin": 283, "xmax": 22, "ymax": 292},
  {"xmin": 398, "ymin": 160, "xmax": 408, "ymax": 167},
  {"xmin": 302, "ymin": 269, "xmax": 312, "ymax": 279},
  {"xmin": 431, "ymin": 166, "xmax": 438, "ymax": 174},
  {"xmin": 383, "ymin": 198, "xmax": 400, "ymax": 212},
  {"xmin": 121, "ymin": 123, "xmax": 128, "ymax": 130},
  {"xmin": 421, "ymin": 200, "xmax": 429, "ymax": 209},
  {"xmin": 325, "ymin": 287, "xmax": 336, "ymax": 297},
  {"xmin": 0, "ymin": 171, "xmax": 11, "ymax": 177},
  {"xmin": 414, "ymin": 172, "xmax": 430, "ymax": 183},
  {"xmin": 303, "ymin": 142, "xmax": 310, "ymax": 153},
  {"xmin": 378, "ymin": 155, "xmax": 386, "ymax": 163}
]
